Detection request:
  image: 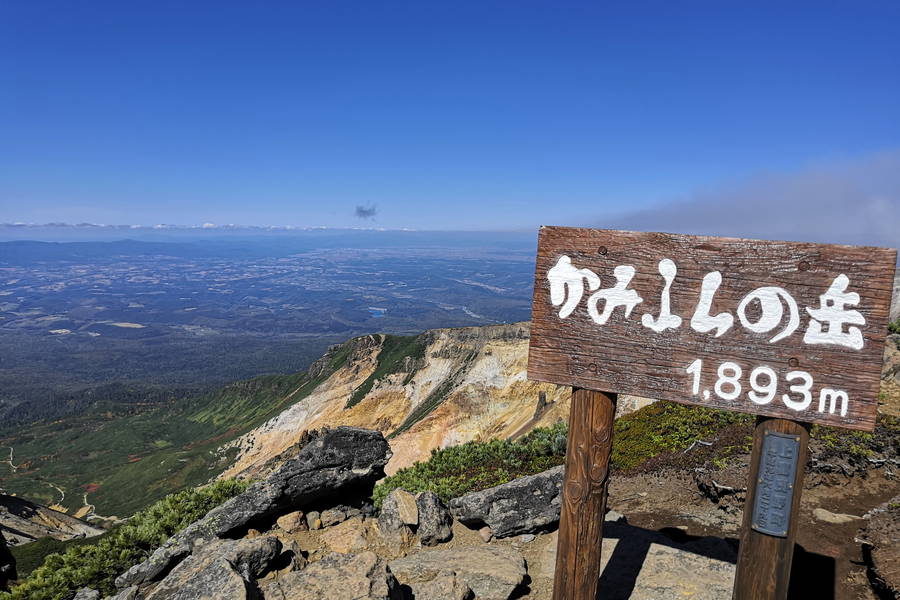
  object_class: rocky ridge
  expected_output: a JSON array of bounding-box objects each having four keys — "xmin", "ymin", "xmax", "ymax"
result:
[
  {"xmin": 68, "ymin": 425, "xmax": 743, "ymax": 600},
  {"xmin": 0, "ymin": 494, "xmax": 103, "ymax": 546}
]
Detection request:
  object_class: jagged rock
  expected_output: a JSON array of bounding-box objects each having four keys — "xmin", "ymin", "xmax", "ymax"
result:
[
  {"xmin": 306, "ymin": 510, "xmax": 322, "ymax": 530},
  {"xmin": 479, "ymin": 526, "xmax": 493, "ymax": 543},
  {"xmin": 379, "ymin": 489, "xmax": 418, "ymax": 533},
  {"xmin": 416, "ymin": 492, "xmax": 452, "ymax": 546},
  {"xmin": 321, "ymin": 507, "xmax": 349, "ymax": 527},
  {"xmin": 211, "ymin": 536, "xmax": 282, "ymax": 579},
  {"xmin": 377, "ymin": 490, "xmax": 417, "ymax": 553},
  {"xmin": 395, "ymin": 490, "xmax": 420, "ymax": 526},
  {"xmin": 408, "ymin": 570, "xmax": 473, "ymax": 600},
  {"xmin": 321, "ymin": 517, "xmax": 372, "ymax": 553},
  {"xmin": 0, "ymin": 529, "xmax": 16, "ymax": 590},
  {"xmin": 374, "ymin": 518, "xmax": 416, "ymax": 555},
  {"xmin": 144, "ymin": 536, "xmax": 281, "ymax": 599},
  {"xmin": 276, "ymin": 510, "xmax": 307, "ymax": 533},
  {"xmin": 389, "ymin": 545, "xmax": 526, "ymax": 600},
  {"xmin": 858, "ymin": 495, "xmax": 900, "ymax": 598},
  {"xmin": 0, "ymin": 493, "xmax": 105, "ymax": 546},
  {"xmin": 103, "ymin": 586, "xmax": 140, "ymax": 600},
  {"xmin": 145, "ymin": 557, "xmax": 252, "ymax": 600},
  {"xmin": 261, "ymin": 551, "xmax": 402, "ymax": 600},
  {"xmin": 116, "ymin": 427, "xmax": 390, "ymax": 589},
  {"xmin": 72, "ymin": 588, "xmax": 101, "ymax": 600},
  {"xmin": 279, "ymin": 539, "xmax": 308, "ymax": 573},
  {"xmin": 449, "ymin": 465, "xmax": 563, "ymax": 538},
  {"xmin": 813, "ymin": 507, "xmax": 861, "ymax": 524}
]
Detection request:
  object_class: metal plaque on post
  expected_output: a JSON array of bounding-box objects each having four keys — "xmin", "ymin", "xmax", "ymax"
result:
[{"xmin": 750, "ymin": 431, "xmax": 801, "ymax": 537}]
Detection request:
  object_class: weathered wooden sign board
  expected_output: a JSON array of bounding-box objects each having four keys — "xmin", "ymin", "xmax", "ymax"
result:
[
  {"xmin": 529, "ymin": 227, "xmax": 896, "ymax": 431},
  {"xmin": 526, "ymin": 226, "xmax": 896, "ymax": 600}
]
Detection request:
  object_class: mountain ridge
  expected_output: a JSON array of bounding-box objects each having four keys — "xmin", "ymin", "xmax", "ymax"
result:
[{"xmin": 0, "ymin": 322, "xmax": 568, "ymax": 518}]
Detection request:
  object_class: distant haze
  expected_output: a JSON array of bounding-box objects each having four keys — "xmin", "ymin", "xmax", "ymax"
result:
[{"xmin": 609, "ymin": 151, "xmax": 900, "ymax": 249}]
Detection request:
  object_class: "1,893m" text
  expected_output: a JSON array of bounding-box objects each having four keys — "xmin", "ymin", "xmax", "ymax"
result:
[{"xmin": 685, "ymin": 359, "xmax": 849, "ymax": 417}]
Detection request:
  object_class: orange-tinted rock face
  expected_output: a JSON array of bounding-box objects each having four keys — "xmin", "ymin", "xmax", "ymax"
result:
[{"xmin": 218, "ymin": 323, "xmax": 571, "ymax": 481}]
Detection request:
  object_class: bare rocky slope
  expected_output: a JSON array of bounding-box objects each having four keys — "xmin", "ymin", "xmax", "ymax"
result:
[{"xmin": 219, "ymin": 323, "xmax": 573, "ymax": 481}]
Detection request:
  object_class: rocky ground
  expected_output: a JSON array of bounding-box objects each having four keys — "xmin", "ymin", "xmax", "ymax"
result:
[
  {"xmin": 38, "ymin": 416, "xmax": 897, "ymax": 600},
  {"xmin": 0, "ymin": 494, "xmax": 103, "ymax": 546}
]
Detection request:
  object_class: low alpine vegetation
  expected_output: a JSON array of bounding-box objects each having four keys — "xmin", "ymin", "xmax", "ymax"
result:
[
  {"xmin": 375, "ymin": 401, "xmax": 757, "ymax": 506},
  {"xmin": 1, "ymin": 478, "xmax": 247, "ymax": 600},
  {"xmin": 374, "ymin": 421, "xmax": 569, "ymax": 506},
  {"xmin": 611, "ymin": 401, "xmax": 753, "ymax": 471}
]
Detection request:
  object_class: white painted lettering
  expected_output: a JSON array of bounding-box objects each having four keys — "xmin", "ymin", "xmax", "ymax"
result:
[
  {"xmin": 818, "ymin": 388, "xmax": 849, "ymax": 417},
  {"xmin": 737, "ymin": 287, "xmax": 799, "ymax": 343},
  {"xmin": 586, "ymin": 265, "xmax": 644, "ymax": 325},
  {"xmin": 804, "ymin": 274, "xmax": 866, "ymax": 350},
  {"xmin": 547, "ymin": 255, "xmax": 601, "ymax": 319},
  {"xmin": 690, "ymin": 271, "xmax": 734, "ymax": 337},
  {"xmin": 782, "ymin": 370, "xmax": 813, "ymax": 411},
  {"xmin": 642, "ymin": 258, "xmax": 683, "ymax": 332}
]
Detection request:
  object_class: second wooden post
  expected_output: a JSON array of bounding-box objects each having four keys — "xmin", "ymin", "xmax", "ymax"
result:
[
  {"xmin": 733, "ymin": 417, "xmax": 810, "ymax": 600},
  {"xmin": 552, "ymin": 387, "xmax": 617, "ymax": 600}
]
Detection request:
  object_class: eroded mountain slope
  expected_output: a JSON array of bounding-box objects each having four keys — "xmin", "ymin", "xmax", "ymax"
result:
[{"xmin": 220, "ymin": 323, "xmax": 570, "ymax": 479}]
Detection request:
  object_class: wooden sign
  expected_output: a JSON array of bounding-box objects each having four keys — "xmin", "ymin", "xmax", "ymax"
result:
[{"xmin": 528, "ymin": 227, "xmax": 896, "ymax": 431}]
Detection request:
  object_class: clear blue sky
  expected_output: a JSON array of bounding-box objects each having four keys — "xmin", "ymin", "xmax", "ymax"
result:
[{"xmin": 2, "ymin": 1, "xmax": 899, "ymax": 231}]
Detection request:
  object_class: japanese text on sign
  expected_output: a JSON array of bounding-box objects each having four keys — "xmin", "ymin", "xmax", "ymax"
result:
[{"xmin": 527, "ymin": 228, "xmax": 896, "ymax": 431}]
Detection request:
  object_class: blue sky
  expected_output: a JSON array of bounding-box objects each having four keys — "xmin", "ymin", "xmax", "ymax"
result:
[{"xmin": 2, "ymin": 1, "xmax": 899, "ymax": 233}]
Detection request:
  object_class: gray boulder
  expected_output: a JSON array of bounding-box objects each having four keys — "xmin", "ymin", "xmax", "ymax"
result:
[
  {"xmin": 416, "ymin": 491, "xmax": 453, "ymax": 546},
  {"xmin": 320, "ymin": 507, "xmax": 348, "ymax": 527},
  {"xmin": 72, "ymin": 589, "xmax": 101, "ymax": 600},
  {"xmin": 0, "ymin": 529, "xmax": 15, "ymax": 590},
  {"xmin": 389, "ymin": 545, "xmax": 526, "ymax": 600},
  {"xmin": 378, "ymin": 489, "xmax": 418, "ymax": 533},
  {"xmin": 145, "ymin": 557, "xmax": 252, "ymax": 600},
  {"xmin": 103, "ymin": 587, "xmax": 140, "ymax": 600},
  {"xmin": 261, "ymin": 551, "xmax": 402, "ymax": 600},
  {"xmin": 144, "ymin": 536, "xmax": 281, "ymax": 599},
  {"xmin": 205, "ymin": 536, "xmax": 282, "ymax": 580},
  {"xmin": 116, "ymin": 427, "xmax": 390, "ymax": 589},
  {"xmin": 449, "ymin": 465, "xmax": 563, "ymax": 538},
  {"xmin": 858, "ymin": 495, "xmax": 900, "ymax": 598},
  {"xmin": 406, "ymin": 570, "xmax": 473, "ymax": 600}
]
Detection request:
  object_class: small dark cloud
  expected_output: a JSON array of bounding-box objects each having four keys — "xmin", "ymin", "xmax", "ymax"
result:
[{"xmin": 355, "ymin": 204, "xmax": 378, "ymax": 219}]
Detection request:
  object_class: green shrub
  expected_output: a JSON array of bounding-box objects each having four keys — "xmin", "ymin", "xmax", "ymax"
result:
[
  {"xmin": 611, "ymin": 401, "xmax": 753, "ymax": 471},
  {"xmin": 10, "ymin": 536, "xmax": 108, "ymax": 580},
  {"xmin": 375, "ymin": 401, "xmax": 756, "ymax": 507},
  {"xmin": 889, "ymin": 319, "xmax": 900, "ymax": 335},
  {"xmin": 1, "ymin": 478, "xmax": 247, "ymax": 600},
  {"xmin": 373, "ymin": 421, "xmax": 568, "ymax": 507}
]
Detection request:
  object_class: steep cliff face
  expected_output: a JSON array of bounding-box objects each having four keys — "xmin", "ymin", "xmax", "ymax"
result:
[{"xmin": 220, "ymin": 323, "xmax": 571, "ymax": 479}]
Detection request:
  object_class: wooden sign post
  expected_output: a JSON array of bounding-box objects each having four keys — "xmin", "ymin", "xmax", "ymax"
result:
[{"xmin": 526, "ymin": 227, "xmax": 896, "ymax": 600}]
